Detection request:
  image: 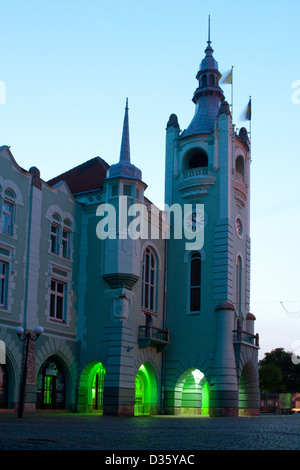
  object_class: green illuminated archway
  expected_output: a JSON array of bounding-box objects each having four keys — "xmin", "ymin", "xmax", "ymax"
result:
[
  {"xmin": 177, "ymin": 368, "xmax": 209, "ymax": 415},
  {"xmin": 78, "ymin": 361, "xmax": 106, "ymax": 413},
  {"xmin": 134, "ymin": 363, "xmax": 158, "ymax": 416}
]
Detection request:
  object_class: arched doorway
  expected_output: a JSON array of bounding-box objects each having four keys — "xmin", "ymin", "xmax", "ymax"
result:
[
  {"xmin": 134, "ymin": 363, "xmax": 158, "ymax": 416},
  {"xmin": 37, "ymin": 357, "xmax": 66, "ymax": 410},
  {"xmin": 176, "ymin": 368, "xmax": 209, "ymax": 415},
  {"xmin": 91, "ymin": 363, "xmax": 106, "ymax": 412},
  {"xmin": 78, "ymin": 361, "xmax": 106, "ymax": 413}
]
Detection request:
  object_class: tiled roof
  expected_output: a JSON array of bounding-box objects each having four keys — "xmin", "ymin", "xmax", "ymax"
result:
[{"xmin": 47, "ymin": 157, "xmax": 109, "ymax": 194}]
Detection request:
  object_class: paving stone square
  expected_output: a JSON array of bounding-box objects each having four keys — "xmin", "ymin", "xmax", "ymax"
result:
[{"xmin": 0, "ymin": 412, "xmax": 299, "ymax": 451}]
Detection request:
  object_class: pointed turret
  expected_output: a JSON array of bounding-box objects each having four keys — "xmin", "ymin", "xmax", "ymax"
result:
[
  {"xmin": 119, "ymin": 98, "xmax": 130, "ymax": 164},
  {"xmin": 107, "ymin": 99, "xmax": 142, "ymax": 181},
  {"xmin": 181, "ymin": 17, "xmax": 226, "ymax": 138}
]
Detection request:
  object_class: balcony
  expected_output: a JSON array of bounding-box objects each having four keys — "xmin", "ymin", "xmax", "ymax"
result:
[
  {"xmin": 138, "ymin": 326, "xmax": 170, "ymax": 352},
  {"xmin": 232, "ymin": 170, "xmax": 248, "ymax": 208},
  {"xmin": 233, "ymin": 329, "xmax": 259, "ymax": 348},
  {"xmin": 177, "ymin": 167, "xmax": 216, "ymax": 199}
]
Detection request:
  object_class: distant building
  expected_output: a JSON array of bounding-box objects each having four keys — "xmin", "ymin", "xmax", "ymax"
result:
[{"xmin": 0, "ymin": 34, "xmax": 260, "ymax": 417}]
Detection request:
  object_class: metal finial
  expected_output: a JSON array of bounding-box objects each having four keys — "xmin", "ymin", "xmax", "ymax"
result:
[{"xmin": 208, "ymin": 15, "xmax": 211, "ymax": 44}]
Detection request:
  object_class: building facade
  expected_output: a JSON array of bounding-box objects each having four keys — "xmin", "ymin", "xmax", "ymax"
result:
[{"xmin": 0, "ymin": 36, "xmax": 260, "ymax": 417}]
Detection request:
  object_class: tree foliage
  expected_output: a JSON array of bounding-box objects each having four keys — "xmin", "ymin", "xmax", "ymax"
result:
[
  {"xmin": 259, "ymin": 348, "xmax": 300, "ymax": 393},
  {"xmin": 259, "ymin": 362, "xmax": 284, "ymax": 393}
]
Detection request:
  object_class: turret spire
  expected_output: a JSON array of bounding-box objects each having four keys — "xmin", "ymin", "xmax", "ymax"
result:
[
  {"xmin": 106, "ymin": 98, "xmax": 142, "ymax": 181},
  {"xmin": 119, "ymin": 98, "xmax": 130, "ymax": 163},
  {"xmin": 180, "ymin": 19, "xmax": 226, "ymax": 138}
]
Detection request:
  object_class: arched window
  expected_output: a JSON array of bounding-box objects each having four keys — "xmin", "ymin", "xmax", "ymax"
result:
[
  {"xmin": 141, "ymin": 247, "xmax": 157, "ymax": 312},
  {"xmin": 189, "ymin": 252, "xmax": 201, "ymax": 312},
  {"xmin": 50, "ymin": 214, "xmax": 72, "ymax": 258},
  {"xmin": 188, "ymin": 149, "xmax": 208, "ymax": 169},
  {"xmin": 2, "ymin": 189, "xmax": 16, "ymax": 236},
  {"xmin": 50, "ymin": 214, "xmax": 61, "ymax": 255},
  {"xmin": 236, "ymin": 256, "xmax": 242, "ymax": 315},
  {"xmin": 202, "ymin": 75, "xmax": 207, "ymax": 87},
  {"xmin": 62, "ymin": 219, "xmax": 72, "ymax": 259},
  {"xmin": 235, "ymin": 156, "xmax": 244, "ymax": 181}
]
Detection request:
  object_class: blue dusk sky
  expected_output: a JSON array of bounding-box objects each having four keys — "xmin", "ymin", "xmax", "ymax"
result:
[{"xmin": 0, "ymin": 0, "xmax": 299, "ymax": 360}]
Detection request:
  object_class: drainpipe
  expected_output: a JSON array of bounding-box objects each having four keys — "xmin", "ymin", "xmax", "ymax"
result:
[
  {"xmin": 161, "ymin": 238, "xmax": 168, "ymax": 414},
  {"xmin": 23, "ymin": 180, "xmax": 34, "ymax": 329}
]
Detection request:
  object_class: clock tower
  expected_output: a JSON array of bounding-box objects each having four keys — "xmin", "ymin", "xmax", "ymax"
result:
[{"xmin": 163, "ymin": 31, "xmax": 260, "ymax": 416}]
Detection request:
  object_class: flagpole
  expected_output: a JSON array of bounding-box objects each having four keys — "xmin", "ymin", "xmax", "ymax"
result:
[
  {"xmin": 249, "ymin": 95, "xmax": 251, "ymax": 143},
  {"xmin": 231, "ymin": 66, "xmax": 234, "ymax": 120}
]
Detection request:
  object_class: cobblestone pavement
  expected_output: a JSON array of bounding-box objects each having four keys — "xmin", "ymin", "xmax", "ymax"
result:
[{"xmin": 0, "ymin": 412, "xmax": 299, "ymax": 451}]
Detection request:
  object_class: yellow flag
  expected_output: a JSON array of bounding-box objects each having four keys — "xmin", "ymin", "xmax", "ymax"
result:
[{"xmin": 222, "ymin": 69, "xmax": 232, "ymax": 84}]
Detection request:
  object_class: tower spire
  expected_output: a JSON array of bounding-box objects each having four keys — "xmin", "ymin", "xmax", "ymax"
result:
[
  {"xmin": 106, "ymin": 98, "xmax": 142, "ymax": 181},
  {"xmin": 119, "ymin": 98, "xmax": 130, "ymax": 163},
  {"xmin": 180, "ymin": 20, "xmax": 226, "ymax": 138}
]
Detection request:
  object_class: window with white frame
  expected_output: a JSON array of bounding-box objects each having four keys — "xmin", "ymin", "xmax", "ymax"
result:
[
  {"xmin": 0, "ymin": 261, "xmax": 8, "ymax": 308},
  {"xmin": 189, "ymin": 252, "xmax": 201, "ymax": 313},
  {"xmin": 62, "ymin": 219, "xmax": 71, "ymax": 259},
  {"xmin": 2, "ymin": 189, "xmax": 15, "ymax": 236},
  {"xmin": 50, "ymin": 278, "xmax": 65, "ymax": 321},
  {"xmin": 50, "ymin": 214, "xmax": 72, "ymax": 259},
  {"xmin": 141, "ymin": 247, "xmax": 157, "ymax": 312},
  {"xmin": 50, "ymin": 222, "xmax": 60, "ymax": 254}
]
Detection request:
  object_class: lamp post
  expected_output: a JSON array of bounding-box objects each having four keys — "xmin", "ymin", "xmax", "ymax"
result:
[{"xmin": 15, "ymin": 326, "xmax": 44, "ymax": 418}]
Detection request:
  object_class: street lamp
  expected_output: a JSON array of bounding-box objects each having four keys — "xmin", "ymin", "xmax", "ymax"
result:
[{"xmin": 15, "ymin": 326, "xmax": 44, "ymax": 418}]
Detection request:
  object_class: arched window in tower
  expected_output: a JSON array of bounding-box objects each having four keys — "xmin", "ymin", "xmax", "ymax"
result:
[
  {"xmin": 187, "ymin": 148, "xmax": 208, "ymax": 170},
  {"xmin": 235, "ymin": 155, "xmax": 245, "ymax": 182},
  {"xmin": 202, "ymin": 75, "xmax": 207, "ymax": 87},
  {"xmin": 141, "ymin": 247, "xmax": 157, "ymax": 312},
  {"xmin": 209, "ymin": 74, "xmax": 215, "ymax": 86},
  {"xmin": 189, "ymin": 252, "xmax": 201, "ymax": 313},
  {"xmin": 236, "ymin": 255, "xmax": 242, "ymax": 315}
]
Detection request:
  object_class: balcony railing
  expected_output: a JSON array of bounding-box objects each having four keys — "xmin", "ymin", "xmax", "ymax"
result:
[
  {"xmin": 138, "ymin": 326, "xmax": 170, "ymax": 351},
  {"xmin": 233, "ymin": 170, "xmax": 245, "ymax": 184},
  {"xmin": 233, "ymin": 329, "xmax": 259, "ymax": 348},
  {"xmin": 183, "ymin": 168, "xmax": 209, "ymax": 179}
]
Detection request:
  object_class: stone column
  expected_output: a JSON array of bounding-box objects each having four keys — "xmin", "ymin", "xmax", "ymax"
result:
[
  {"xmin": 102, "ymin": 289, "xmax": 136, "ymax": 416},
  {"xmin": 209, "ymin": 302, "xmax": 239, "ymax": 417}
]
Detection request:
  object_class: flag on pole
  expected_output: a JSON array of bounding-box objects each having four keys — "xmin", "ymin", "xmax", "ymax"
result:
[
  {"xmin": 221, "ymin": 67, "xmax": 234, "ymax": 117},
  {"xmin": 221, "ymin": 69, "xmax": 233, "ymax": 84},
  {"xmin": 246, "ymin": 98, "xmax": 251, "ymax": 120}
]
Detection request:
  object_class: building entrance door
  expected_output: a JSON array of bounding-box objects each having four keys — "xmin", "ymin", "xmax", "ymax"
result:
[{"xmin": 37, "ymin": 359, "xmax": 66, "ymax": 409}]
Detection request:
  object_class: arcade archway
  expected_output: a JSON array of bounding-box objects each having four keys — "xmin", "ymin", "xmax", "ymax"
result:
[
  {"xmin": 37, "ymin": 356, "xmax": 66, "ymax": 410},
  {"xmin": 176, "ymin": 368, "xmax": 209, "ymax": 415},
  {"xmin": 134, "ymin": 363, "xmax": 158, "ymax": 416},
  {"xmin": 78, "ymin": 361, "xmax": 106, "ymax": 413}
]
